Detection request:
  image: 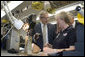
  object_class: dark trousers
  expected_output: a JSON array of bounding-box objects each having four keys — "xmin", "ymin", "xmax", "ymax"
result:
[{"xmin": 48, "ymin": 52, "xmax": 63, "ymax": 56}]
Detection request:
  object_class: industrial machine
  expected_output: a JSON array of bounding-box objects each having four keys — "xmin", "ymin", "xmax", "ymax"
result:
[
  {"xmin": 1, "ymin": 1, "xmax": 35, "ymax": 55},
  {"xmin": 75, "ymin": 6, "xmax": 84, "ymax": 25}
]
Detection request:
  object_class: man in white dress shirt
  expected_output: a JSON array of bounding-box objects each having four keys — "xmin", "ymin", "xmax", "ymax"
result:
[{"xmin": 32, "ymin": 11, "xmax": 56, "ymax": 51}]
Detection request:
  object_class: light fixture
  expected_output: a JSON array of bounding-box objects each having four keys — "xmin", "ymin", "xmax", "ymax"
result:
[
  {"xmin": 55, "ymin": 4, "xmax": 83, "ymax": 14},
  {"xmin": 1, "ymin": 1, "xmax": 24, "ymax": 18},
  {"xmin": 2, "ymin": 1, "xmax": 24, "ymax": 30}
]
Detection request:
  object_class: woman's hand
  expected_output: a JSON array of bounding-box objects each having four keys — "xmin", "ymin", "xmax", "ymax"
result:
[
  {"xmin": 44, "ymin": 43, "xmax": 52, "ymax": 48},
  {"xmin": 43, "ymin": 47, "xmax": 57, "ymax": 54},
  {"xmin": 43, "ymin": 47, "xmax": 64, "ymax": 54}
]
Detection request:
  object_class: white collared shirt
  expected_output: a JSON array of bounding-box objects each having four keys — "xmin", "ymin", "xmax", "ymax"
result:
[{"xmin": 40, "ymin": 22, "xmax": 48, "ymax": 44}]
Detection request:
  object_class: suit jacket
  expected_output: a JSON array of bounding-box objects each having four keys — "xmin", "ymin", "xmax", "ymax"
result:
[{"xmin": 32, "ymin": 23, "xmax": 56, "ymax": 51}]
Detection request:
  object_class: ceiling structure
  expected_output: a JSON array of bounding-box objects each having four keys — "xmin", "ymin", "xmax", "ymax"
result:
[
  {"xmin": 1, "ymin": 1, "xmax": 10, "ymax": 9},
  {"xmin": 1, "ymin": 1, "xmax": 84, "ymax": 23}
]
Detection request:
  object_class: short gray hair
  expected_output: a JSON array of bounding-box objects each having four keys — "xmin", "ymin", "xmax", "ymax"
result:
[{"xmin": 39, "ymin": 11, "xmax": 48, "ymax": 18}]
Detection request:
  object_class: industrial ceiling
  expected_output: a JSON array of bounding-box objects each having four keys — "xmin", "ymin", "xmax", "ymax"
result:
[{"xmin": 1, "ymin": 1, "xmax": 84, "ymax": 22}]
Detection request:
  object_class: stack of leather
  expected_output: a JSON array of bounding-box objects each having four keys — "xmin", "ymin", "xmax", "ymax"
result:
[{"xmin": 32, "ymin": 44, "xmax": 41, "ymax": 54}]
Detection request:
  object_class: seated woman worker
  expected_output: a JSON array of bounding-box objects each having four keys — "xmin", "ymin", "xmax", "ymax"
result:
[{"xmin": 43, "ymin": 11, "xmax": 77, "ymax": 56}]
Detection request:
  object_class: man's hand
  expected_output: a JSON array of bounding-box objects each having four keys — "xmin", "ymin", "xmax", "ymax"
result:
[{"xmin": 33, "ymin": 33, "xmax": 40, "ymax": 40}]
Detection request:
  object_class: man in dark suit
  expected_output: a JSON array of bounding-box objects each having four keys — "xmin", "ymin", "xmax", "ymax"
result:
[{"xmin": 32, "ymin": 11, "xmax": 56, "ymax": 52}]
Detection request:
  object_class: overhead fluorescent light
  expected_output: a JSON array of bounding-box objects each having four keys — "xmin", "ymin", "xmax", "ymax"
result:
[
  {"xmin": 55, "ymin": 4, "xmax": 83, "ymax": 14},
  {"xmin": 1, "ymin": 1, "xmax": 24, "ymax": 18},
  {"xmin": 1, "ymin": 10, "xmax": 6, "ymax": 18}
]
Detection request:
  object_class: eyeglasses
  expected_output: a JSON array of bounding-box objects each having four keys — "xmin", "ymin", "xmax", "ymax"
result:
[{"xmin": 40, "ymin": 17, "xmax": 49, "ymax": 19}]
